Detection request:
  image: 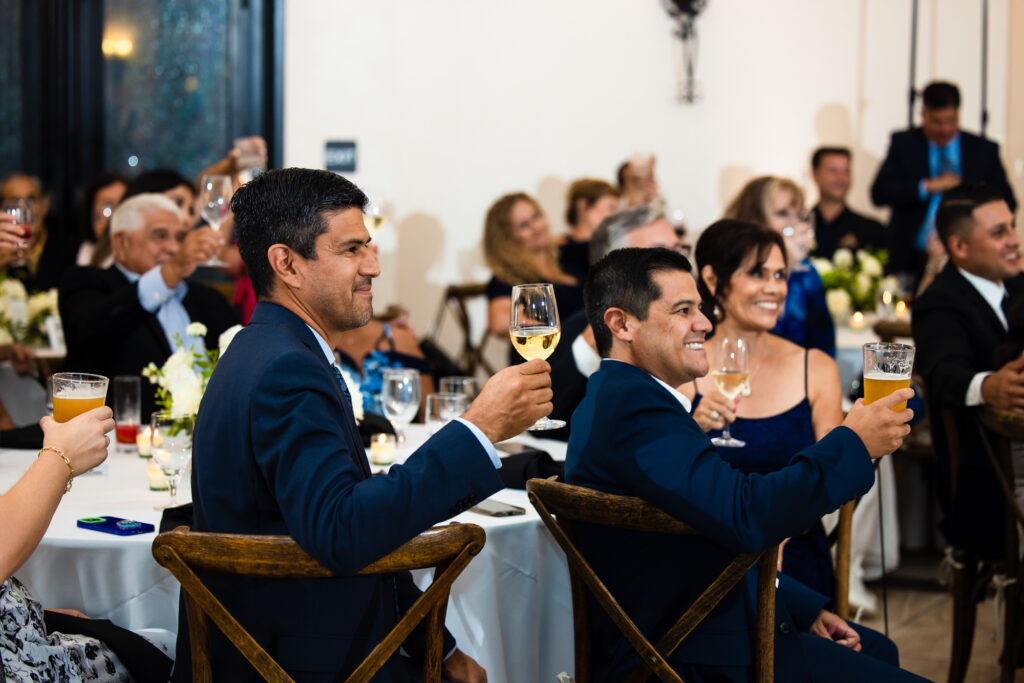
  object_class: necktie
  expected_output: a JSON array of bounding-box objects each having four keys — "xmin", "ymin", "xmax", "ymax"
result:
[{"xmin": 332, "ymin": 364, "xmax": 353, "ymax": 408}]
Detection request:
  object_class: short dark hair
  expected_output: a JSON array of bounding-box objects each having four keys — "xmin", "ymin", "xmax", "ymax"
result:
[
  {"xmin": 584, "ymin": 247, "xmax": 693, "ymax": 357},
  {"xmin": 694, "ymin": 219, "xmax": 787, "ymax": 328},
  {"xmin": 922, "ymin": 81, "xmax": 960, "ymax": 110},
  {"xmin": 565, "ymin": 178, "xmax": 619, "ymax": 226},
  {"xmin": 231, "ymin": 168, "xmax": 368, "ymax": 299},
  {"xmin": 811, "ymin": 146, "xmax": 850, "ymax": 171},
  {"xmin": 123, "ymin": 169, "xmax": 195, "ymax": 200},
  {"xmin": 935, "ymin": 182, "xmax": 1008, "ymax": 248}
]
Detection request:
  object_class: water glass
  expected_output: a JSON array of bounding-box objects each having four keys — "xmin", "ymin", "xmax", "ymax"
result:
[
  {"xmin": 113, "ymin": 376, "xmax": 140, "ymax": 452},
  {"xmin": 380, "ymin": 368, "xmax": 420, "ymax": 437},
  {"xmin": 439, "ymin": 376, "xmax": 478, "ymax": 401},
  {"xmin": 150, "ymin": 412, "xmax": 194, "ymax": 509},
  {"xmin": 425, "ymin": 392, "xmax": 468, "ymax": 435}
]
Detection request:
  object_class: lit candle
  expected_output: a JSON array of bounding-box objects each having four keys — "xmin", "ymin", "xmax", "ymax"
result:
[
  {"xmin": 895, "ymin": 300, "xmax": 908, "ymax": 319},
  {"xmin": 136, "ymin": 426, "xmax": 152, "ymax": 457},
  {"xmin": 849, "ymin": 311, "xmax": 866, "ymax": 328},
  {"xmin": 370, "ymin": 433, "xmax": 396, "ymax": 465},
  {"xmin": 147, "ymin": 461, "xmax": 168, "ymax": 490}
]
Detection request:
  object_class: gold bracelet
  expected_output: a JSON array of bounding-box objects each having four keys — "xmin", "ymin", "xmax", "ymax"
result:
[{"xmin": 38, "ymin": 446, "xmax": 73, "ymax": 493}]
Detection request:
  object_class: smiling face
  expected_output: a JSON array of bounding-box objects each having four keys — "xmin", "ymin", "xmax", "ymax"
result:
[
  {"xmin": 951, "ymin": 200, "xmax": 1020, "ymax": 283},
  {"xmin": 578, "ymin": 194, "xmax": 620, "ymax": 233},
  {"xmin": 112, "ymin": 208, "xmax": 188, "ymax": 274},
  {"xmin": 297, "ymin": 207, "xmax": 381, "ymax": 336},
  {"xmin": 627, "ymin": 269, "xmax": 713, "ymax": 386},
  {"xmin": 509, "ymin": 199, "xmax": 550, "ymax": 253},
  {"xmin": 812, "ymin": 153, "xmax": 851, "ymax": 204},
  {"xmin": 718, "ymin": 244, "xmax": 788, "ymax": 332}
]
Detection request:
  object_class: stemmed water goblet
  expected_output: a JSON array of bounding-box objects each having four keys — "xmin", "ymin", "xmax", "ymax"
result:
[
  {"xmin": 150, "ymin": 412, "xmax": 194, "ymax": 510},
  {"xmin": 199, "ymin": 174, "xmax": 233, "ymax": 266},
  {"xmin": 380, "ymin": 368, "xmax": 420, "ymax": 440}
]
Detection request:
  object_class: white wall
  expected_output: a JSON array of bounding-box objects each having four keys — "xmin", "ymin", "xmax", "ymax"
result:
[{"xmin": 283, "ymin": 0, "xmax": 1012, "ymax": 344}]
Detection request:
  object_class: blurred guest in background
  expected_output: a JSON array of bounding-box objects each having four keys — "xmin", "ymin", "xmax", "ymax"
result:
[
  {"xmin": 123, "ymin": 169, "xmax": 199, "ymax": 229},
  {"xmin": 1, "ymin": 173, "xmax": 78, "ymax": 290},
  {"xmin": 616, "ymin": 154, "xmax": 662, "ymax": 208},
  {"xmin": 547, "ymin": 205, "xmax": 686, "ymax": 439},
  {"xmin": 59, "ymin": 194, "xmax": 237, "ymax": 418},
  {"xmin": 726, "ymin": 176, "xmax": 835, "ymax": 357},
  {"xmin": 871, "ymin": 81, "xmax": 1017, "ymax": 287},
  {"xmin": 75, "ymin": 172, "xmax": 128, "ymax": 268},
  {"xmin": 483, "ymin": 192, "xmax": 583, "ymax": 363},
  {"xmin": 559, "ymin": 178, "xmax": 620, "ymax": 283},
  {"xmin": 810, "ymin": 147, "xmax": 885, "ymax": 259},
  {"xmin": 685, "ymin": 219, "xmax": 844, "ymax": 598}
]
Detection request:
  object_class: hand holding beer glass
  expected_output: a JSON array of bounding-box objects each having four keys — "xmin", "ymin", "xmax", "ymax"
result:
[
  {"xmin": 52, "ymin": 373, "xmax": 109, "ymax": 423},
  {"xmin": 858, "ymin": 343, "xmax": 915, "ymax": 456}
]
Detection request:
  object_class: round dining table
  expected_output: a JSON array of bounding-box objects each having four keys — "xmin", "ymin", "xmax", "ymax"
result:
[{"xmin": 0, "ymin": 425, "xmax": 574, "ymax": 683}]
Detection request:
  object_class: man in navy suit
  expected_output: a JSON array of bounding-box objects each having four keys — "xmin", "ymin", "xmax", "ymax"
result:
[
  {"xmin": 179, "ymin": 168, "xmax": 553, "ymax": 682},
  {"xmin": 871, "ymin": 81, "xmax": 1016, "ymax": 286},
  {"xmin": 566, "ymin": 247, "xmax": 927, "ymax": 682}
]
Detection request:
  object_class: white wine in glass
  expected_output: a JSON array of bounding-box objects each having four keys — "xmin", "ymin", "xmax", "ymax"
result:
[
  {"xmin": 510, "ymin": 283, "xmax": 564, "ymax": 431},
  {"xmin": 199, "ymin": 174, "xmax": 233, "ymax": 266},
  {"xmin": 710, "ymin": 337, "xmax": 749, "ymax": 448}
]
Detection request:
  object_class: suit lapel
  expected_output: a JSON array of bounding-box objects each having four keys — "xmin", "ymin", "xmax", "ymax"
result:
[
  {"xmin": 106, "ymin": 266, "xmax": 172, "ymax": 356},
  {"xmin": 946, "ymin": 266, "xmax": 1005, "ymax": 335}
]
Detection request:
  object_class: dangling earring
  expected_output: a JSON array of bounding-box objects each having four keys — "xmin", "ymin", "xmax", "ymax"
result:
[{"xmin": 713, "ymin": 304, "xmax": 722, "ymax": 320}]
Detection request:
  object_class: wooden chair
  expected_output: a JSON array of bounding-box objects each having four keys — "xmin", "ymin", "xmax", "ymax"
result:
[
  {"xmin": 832, "ymin": 500, "xmax": 855, "ymax": 619},
  {"xmin": 526, "ymin": 478, "xmax": 778, "ymax": 683},
  {"xmin": 152, "ymin": 523, "xmax": 486, "ymax": 683},
  {"xmin": 428, "ymin": 283, "xmax": 496, "ymax": 378}
]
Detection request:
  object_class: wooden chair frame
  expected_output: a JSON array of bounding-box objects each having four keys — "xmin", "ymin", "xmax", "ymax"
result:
[
  {"xmin": 526, "ymin": 478, "xmax": 777, "ymax": 683},
  {"xmin": 152, "ymin": 523, "xmax": 485, "ymax": 683},
  {"xmin": 428, "ymin": 283, "xmax": 496, "ymax": 378}
]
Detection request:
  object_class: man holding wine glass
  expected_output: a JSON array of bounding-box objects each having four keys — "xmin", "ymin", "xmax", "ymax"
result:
[
  {"xmin": 566, "ymin": 247, "xmax": 925, "ymax": 681},
  {"xmin": 58, "ymin": 193, "xmax": 237, "ymax": 419},
  {"xmin": 182, "ymin": 168, "xmax": 553, "ymax": 682}
]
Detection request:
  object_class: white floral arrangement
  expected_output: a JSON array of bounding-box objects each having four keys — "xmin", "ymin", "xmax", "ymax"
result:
[
  {"xmin": 0, "ymin": 278, "xmax": 58, "ymax": 346},
  {"xmin": 812, "ymin": 248, "xmax": 896, "ymax": 319},
  {"xmin": 143, "ymin": 322, "xmax": 243, "ymax": 415}
]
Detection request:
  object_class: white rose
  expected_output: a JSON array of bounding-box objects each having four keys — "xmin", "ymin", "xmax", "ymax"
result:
[
  {"xmin": 27, "ymin": 292, "xmax": 51, "ymax": 320},
  {"xmin": 340, "ymin": 368, "xmax": 364, "ymax": 422},
  {"xmin": 855, "ymin": 272, "xmax": 873, "ymax": 298},
  {"xmin": 879, "ymin": 275, "xmax": 900, "ymax": 294},
  {"xmin": 161, "ymin": 349, "xmax": 194, "ymax": 382},
  {"xmin": 826, "ymin": 289, "xmax": 852, "ymax": 318},
  {"xmin": 833, "ymin": 248, "xmax": 854, "ymax": 270},
  {"xmin": 810, "ymin": 258, "xmax": 833, "ymax": 275},
  {"xmin": 217, "ymin": 324, "xmax": 243, "ymax": 358},
  {"xmin": 185, "ymin": 322, "xmax": 208, "ymax": 338},
  {"xmin": 5, "ymin": 298, "xmax": 27, "ymax": 329},
  {"xmin": 0, "ymin": 279, "xmax": 27, "ymax": 300},
  {"xmin": 858, "ymin": 251, "xmax": 883, "ymax": 277},
  {"xmin": 170, "ymin": 377, "xmax": 204, "ymax": 415}
]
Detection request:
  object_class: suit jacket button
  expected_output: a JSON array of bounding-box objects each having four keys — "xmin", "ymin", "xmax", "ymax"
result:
[{"xmin": 779, "ymin": 621, "xmax": 793, "ymax": 635}]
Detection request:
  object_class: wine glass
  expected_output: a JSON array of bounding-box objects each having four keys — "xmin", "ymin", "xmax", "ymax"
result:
[
  {"xmin": 150, "ymin": 412, "xmax": 194, "ymax": 510},
  {"xmin": 3, "ymin": 198, "xmax": 34, "ymax": 261},
  {"xmin": 199, "ymin": 174, "xmax": 233, "ymax": 266},
  {"xmin": 363, "ymin": 197, "xmax": 387, "ymax": 237},
  {"xmin": 510, "ymin": 283, "xmax": 564, "ymax": 431},
  {"xmin": 380, "ymin": 368, "xmax": 420, "ymax": 439},
  {"xmin": 710, "ymin": 337, "xmax": 749, "ymax": 447}
]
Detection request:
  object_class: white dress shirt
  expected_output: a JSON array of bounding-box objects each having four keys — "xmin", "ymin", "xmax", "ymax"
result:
[{"xmin": 957, "ymin": 267, "xmax": 1008, "ymax": 407}]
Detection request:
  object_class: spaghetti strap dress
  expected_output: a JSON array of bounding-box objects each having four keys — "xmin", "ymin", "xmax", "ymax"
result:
[{"xmin": 693, "ymin": 350, "xmax": 835, "ymax": 597}]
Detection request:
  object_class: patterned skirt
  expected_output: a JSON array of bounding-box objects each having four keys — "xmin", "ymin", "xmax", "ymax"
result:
[{"xmin": 0, "ymin": 576, "xmax": 130, "ymax": 682}]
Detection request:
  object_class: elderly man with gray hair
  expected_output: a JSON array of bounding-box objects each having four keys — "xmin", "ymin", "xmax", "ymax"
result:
[
  {"xmin": 547, "ymin": 205, "xmax": 688, "ymax": 439},
  {"xmin": 58, "ymin": 193, "xmax": 237, "ymax": 418}
]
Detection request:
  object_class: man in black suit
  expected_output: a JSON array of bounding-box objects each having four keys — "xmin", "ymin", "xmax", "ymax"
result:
[
  {"xmin": 547, "ymin": 205, "xmax": 686, "ymax": 439},
  {"xmin": 871, "ymin": 81, "xmax": 1017, "ymax": 286},
  {"xmin": 912, "ymin": 182, "xmax": 1024, "ymax": 558},
  {"xmin": 810, "ymin": 147, "xmax": 885, "ymax": 258},
  {"xmin": 59, "ymin": 193, "xmax": 238, "ymax": 418}
]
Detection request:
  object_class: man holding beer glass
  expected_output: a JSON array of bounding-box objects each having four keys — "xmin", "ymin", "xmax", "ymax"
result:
[{"xmin": 913, "ymin": 182, "xmax": 1024, "ymax": 559}]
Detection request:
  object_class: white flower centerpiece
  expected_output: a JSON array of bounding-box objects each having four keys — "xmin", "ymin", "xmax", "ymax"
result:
[
  {"xmin": 142, "ymin": 322, "xmax": 244, "ymax": 415},
  {"xmin": 0, "ymin": 277, "xmax": 59, "ymax": 346},
  {"xmin": 811, "ymin": 248, "xmax": 897, "ymax": 322}
]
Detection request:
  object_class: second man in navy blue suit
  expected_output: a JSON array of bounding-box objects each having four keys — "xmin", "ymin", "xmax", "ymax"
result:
[{"xmin": 566, "ymin": 247, "xmax": 927, "ymax": 682}]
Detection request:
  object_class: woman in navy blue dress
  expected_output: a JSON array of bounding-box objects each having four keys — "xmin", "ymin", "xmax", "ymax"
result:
[{"xmin": 682, "ymin": 219, "xmax": 846, "ymax": 598}]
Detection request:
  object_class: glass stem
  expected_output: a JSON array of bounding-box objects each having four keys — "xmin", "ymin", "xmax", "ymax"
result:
[{"xmin": 167, "ymin": 475, "xmax": 180, "ymax": 504}]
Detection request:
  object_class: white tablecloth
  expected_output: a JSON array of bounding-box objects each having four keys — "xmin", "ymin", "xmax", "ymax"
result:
[{"xmin": 0, "ymin": 426, "xmax": 574, "ymax": 683}]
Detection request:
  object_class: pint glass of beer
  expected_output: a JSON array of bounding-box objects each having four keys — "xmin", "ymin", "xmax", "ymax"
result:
[
  {"xmin": 52, "ymin": 373, "xmax": 109, "ymax": 422},
  {"xmin": 862, "ymin": 343, "xmax": 914, "ymax": 410}
]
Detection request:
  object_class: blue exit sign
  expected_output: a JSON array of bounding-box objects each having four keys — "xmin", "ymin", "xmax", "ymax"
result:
[{"xmin": 325, "ymin": 141, "xmax": 357, "ymax": 173}]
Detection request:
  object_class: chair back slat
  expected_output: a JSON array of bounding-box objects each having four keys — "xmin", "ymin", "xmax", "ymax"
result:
[
  {"xmin": 152, "ymin": 523, "xmax": 485, "ymax": 683},
  {"xmin": 527, "ymin": 478, "xmax": 775, "ymax": 683}
]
